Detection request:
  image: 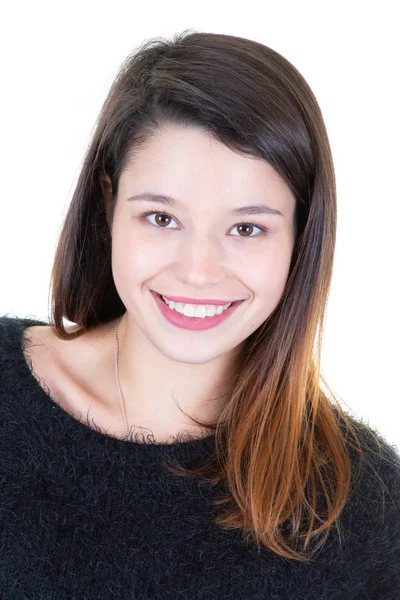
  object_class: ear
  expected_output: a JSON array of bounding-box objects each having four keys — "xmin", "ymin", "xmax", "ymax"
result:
[{"xmin": 99, "ymin": 172, "xmax": 114, "ymax": 231}]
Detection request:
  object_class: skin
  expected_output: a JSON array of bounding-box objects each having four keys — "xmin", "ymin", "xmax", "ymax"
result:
[{"xmin": 25, "ymin": 123, "xmax": 297, "ymax": 443}]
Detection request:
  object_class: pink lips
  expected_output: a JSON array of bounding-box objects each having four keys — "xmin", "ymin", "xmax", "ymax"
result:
[
  {"xmin": 151, "ymin": 290, "xmax": 243, "ymax": 331},
  {"xmin": 153, "ymin": 292, "xmax": 239, "ymax": 306}
]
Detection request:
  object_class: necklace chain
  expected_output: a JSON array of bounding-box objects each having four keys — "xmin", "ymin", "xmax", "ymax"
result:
[{"xmin": 113, "ymin": 315, "xmax": 129, "ymax": 438}]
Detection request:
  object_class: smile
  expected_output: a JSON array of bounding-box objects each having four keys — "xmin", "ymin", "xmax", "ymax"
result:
[
  {"xmin": 161, "ymin": 295, "xmax": 232, "ymax": 317},
  {"xmin": 151, "ymin": 290, "xmax": 244, "ymax": 331}
]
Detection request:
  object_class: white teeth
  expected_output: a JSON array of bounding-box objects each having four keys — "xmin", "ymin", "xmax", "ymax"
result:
[{"xmin": 161, "ymin": 296, "xmax": 232, "ymax": 318}]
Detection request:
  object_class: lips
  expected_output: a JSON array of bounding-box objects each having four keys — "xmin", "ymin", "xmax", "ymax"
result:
[
  {"xmin": 150, "ymin": 290, "xmax": 244, "ymax": 306},
  {"xmin": 155, "ymin": 291, "xmax": 242, "ymax": 308},
  {"xmin": 152, "ymin": 290, "xmax": 242, "ymax": 306},
  {"xmin": 151, "ymin": 289, "xmax": 244, "ymax": 331}
]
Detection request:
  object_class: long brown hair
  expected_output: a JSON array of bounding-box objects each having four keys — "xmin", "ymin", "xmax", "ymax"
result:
[{"xmin": 49, "ymin": 30, "xmax": 382, "ymax": 561}]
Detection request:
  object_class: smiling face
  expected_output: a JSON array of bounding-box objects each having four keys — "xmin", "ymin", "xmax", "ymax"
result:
[{"xmin": 102, "ymin": 123, "xmax": 297, "ymax": 365}]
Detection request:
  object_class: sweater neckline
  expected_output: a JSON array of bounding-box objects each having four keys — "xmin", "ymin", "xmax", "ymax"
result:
[{"xmin": 10, "ymin": 315, "xmax": 217, "ymax": 464}]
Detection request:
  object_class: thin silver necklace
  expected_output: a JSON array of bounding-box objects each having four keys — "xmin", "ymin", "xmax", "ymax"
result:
[{"xmin": 113, "ymin": 315, "xmax": 130, "ymax": 438}]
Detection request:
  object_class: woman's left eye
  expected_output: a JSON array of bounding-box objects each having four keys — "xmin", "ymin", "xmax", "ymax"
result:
[
  {"xmin": 231, "ymin": 222, "xmax": 266, "ymax": 237},
  {"xmin": 139, "ymin": 211, "xmax": 268, "ymax": 238}
]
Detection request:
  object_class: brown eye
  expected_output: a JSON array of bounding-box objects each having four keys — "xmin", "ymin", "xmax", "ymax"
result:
[
  {"xmin": 155, "ymin": 214, "xmax": 172, "ymax": 227},
  {"xmin": 140, "ymin": 211, "xmax": 267, "ymax": 238},
  {"xmin": 237, "ymin": 224, "xmax": 254, "ymax": 236},
  {"xmin": 231, "ymin": 222, "xmax": 266, "ymax": 238},
  {"xmin": 139, "ymin": 211, "xmax": 179, "ymax": 229}
]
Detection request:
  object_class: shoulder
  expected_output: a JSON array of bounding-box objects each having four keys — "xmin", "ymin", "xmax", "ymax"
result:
[
  {"xmin": 0, "ymin": 314, "xmax": 49, "ymax": 334},
  {"xmin": 0, "ymin": 315, "xmax": 49, "ymax": 430},
  {"xmin": 339, "ymin": 415, "xmax": 400, "ymax": 551},
  {"xmin": 0, "ymin": 314, "xmax": 45, "ymax": 355},
  {"xmin": 347, "ymin": 416, "xmax": 400, "ymax": 488},
  {"xmin": 0, "ymin": 314, "xmax": 52, "ymax": 395},
  {"xmin": 0, "ymin": 314, "xmax": 49, "ymax": 358},
  {"xmin": 342, "ymin": 418, "xmax": 400, "ymax": 592},
  {"xmin": 341, "ymin": 415, "xmax": 400, "ymax": 508},
  {"xmin": 0, "ymin": 314, "xmax": 88, "ymax": 361}
]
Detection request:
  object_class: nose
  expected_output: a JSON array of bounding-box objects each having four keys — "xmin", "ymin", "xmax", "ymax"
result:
[{"xmin": 173, "ymin": 232, "xmax": 225, "ymax": 286}]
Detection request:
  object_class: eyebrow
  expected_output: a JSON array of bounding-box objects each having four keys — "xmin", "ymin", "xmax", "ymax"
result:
[{"xmin": 126, "ymin": 193, "xmax": 284, "ymax": 217}]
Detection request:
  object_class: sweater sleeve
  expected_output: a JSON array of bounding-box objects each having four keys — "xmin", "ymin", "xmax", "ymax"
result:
[{"xmin": 362, "ymin": 434, "xmax": 400, "ymax": 597}]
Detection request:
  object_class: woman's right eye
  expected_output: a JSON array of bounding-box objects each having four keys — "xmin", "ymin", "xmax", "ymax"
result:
[{"xmin": 139, "ymin": 211, "xmax": 178, "ymax": 228}]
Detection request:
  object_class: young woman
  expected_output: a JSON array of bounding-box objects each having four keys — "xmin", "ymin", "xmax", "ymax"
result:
[{"xmin": 1, "ymin": 31, "xmax": 399, "ymax": 599}]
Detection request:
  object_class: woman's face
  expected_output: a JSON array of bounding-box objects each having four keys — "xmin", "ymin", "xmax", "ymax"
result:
[{"xmin": 104, "ymin": 123, "xmax": 297, "ymax": 365}]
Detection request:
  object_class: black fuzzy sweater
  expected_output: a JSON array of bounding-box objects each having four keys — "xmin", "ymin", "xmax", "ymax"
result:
[{"xmin": 0, "ymin": 315, "xmax": 399, "ymax": 599}]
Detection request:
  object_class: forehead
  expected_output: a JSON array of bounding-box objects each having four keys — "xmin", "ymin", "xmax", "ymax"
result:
[{"xmin": 120, "ymin": 123, "xmax": 296, "ymax": 214}]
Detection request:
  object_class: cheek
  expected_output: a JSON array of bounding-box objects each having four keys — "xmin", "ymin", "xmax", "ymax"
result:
[
  {"xmin": 249, "ymin": 244, "xmax": 293, "ymax": 302},
  {"xmin": 111, "ymin": 231, "xmax": 166, "ymax": 282}
]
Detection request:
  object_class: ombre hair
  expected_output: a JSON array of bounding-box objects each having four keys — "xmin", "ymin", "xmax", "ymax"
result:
[{"xmin": 50, "ymin": 30, "xmax": 382, "ymax": 561}]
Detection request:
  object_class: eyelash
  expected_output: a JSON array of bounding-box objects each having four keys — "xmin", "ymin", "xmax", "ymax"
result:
[{"xmin": 138, "ymin": 211, "xmax": 269, "ymax": 239}]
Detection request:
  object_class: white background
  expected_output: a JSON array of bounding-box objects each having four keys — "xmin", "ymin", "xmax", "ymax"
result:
[{"xmin": 0, "ymin": 1, "xmax": 399, "ymax": 448}]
